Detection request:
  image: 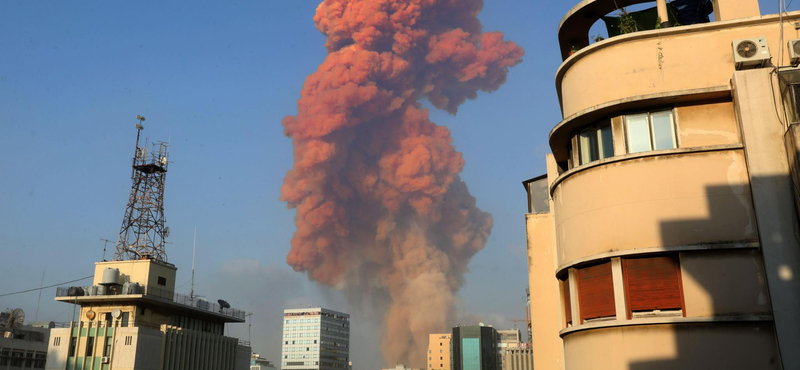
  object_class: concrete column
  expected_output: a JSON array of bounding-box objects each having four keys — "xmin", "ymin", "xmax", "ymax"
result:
[
  {"xmin": 733, "ymin": 68, "xmax": 800, "ymax": 370},
  {"xmin": 656, "ymin": 0, "xmax": 671, "ymax": 27},
  {"xmin": 610, "ymin": 258, "xmax": 628, "ymax": 320},
  {"xmin": 567, "ymin": 269, "xmax": 580, "ymax": 325}
]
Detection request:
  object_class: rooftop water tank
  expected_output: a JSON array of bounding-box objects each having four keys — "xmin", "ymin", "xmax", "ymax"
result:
[
  {"xmin": 196, "ymin": 299, "xmax": 210, "ymax": 310},
  {"xmin": 101, "ymin": 268, "xmax": 120, "ymax": 286},
  {"xmin": 96, "ymin": 285, "xmax": 107, "ymax": 296},
  {"xmin": 86, "ymin": 286, "xmax": 98, "ymax": 296}
]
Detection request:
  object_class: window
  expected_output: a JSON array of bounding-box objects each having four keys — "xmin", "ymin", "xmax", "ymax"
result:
[
  {"xmin": 85, "ymin": 337, "xmax": 95, "ymax": 356},
  {"xmin": 625, "ymin": 110, "xmax": 677, "ymax": 154},
  {"xmin": 576, "ymin": 262, "xmax": 616, "ymax": 323},
  {"xmin": 577, "ymin": 121, "xmax": 614, "ymax": 165},
  {"xmin": 157, "ymin": 276, "xmax": 167, "ymax": 286},
  {"xmin": 105, "ymin": 313, "xmax": 113, "ymax": 327},
  {"xmin": 68, "ymin": 337, "xmax": 77, "ymax": 357},
  {"xmin": 121, "ymin": 312, "xmax": 129, "ymax": 327},
  {"xmin": 562, "ymin": 277, "xmax": 572, "ymax": 326},
  {"xmin": 623, "ymin": 255, "xmax": 685, "ymax": 319},
  {"xmin": 104, "ymin": 337, "xmax": 112, "ymax": 356},
  {"xmin": 124, "ymin": 336, "xmax": 133, "ymax": 345}
]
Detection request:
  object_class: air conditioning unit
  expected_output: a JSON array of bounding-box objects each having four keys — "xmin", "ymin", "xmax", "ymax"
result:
[
  {"xmin": 789, "ymin": 39, "xmax": 800, "ymax": 66},
  {"xmin": 733, "ymin": 37, "xmax": 770, "ymax": 70},
  {"xmin": 101, "ymin": 357, "xmax": 110, "ymax": 364}
]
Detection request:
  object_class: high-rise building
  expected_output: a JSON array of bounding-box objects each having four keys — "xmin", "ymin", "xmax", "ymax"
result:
[
  {"xmin": 524, "ymin": 0, "xmax": 800, "ymax": 369},
  {"xmin": 426, "ymin": 333, "xmax": 451, "ymax": 370},
  {"xmin": 281, "ymin": 308, "xmax": 349, "ymax": 370},
  {"xmin": 451, "ymin": 325, "xmax": 497, "ymax": 370}
]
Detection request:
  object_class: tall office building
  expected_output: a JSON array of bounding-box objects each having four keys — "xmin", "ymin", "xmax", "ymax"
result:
[
  {"xmin": 281, "ymin": 308, "xmax": 349, "ymax": 370},
  {"xmin": 524, "ymin": 0, "xmax": 800, "ymax": 369},
  {"xmin": 451, "ymin": 325, "xmax": 497, "ymax": 370},
  {"xmin": 426, "ymin": 333, "xmax": 451, "ymax": 370}
]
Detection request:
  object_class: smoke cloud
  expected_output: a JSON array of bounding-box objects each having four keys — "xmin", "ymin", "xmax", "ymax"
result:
[{"xmin": 281, "ymin": 0, "xmax": 523, "ymax": 366}]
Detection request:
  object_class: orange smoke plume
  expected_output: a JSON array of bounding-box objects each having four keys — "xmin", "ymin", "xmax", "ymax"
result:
[{"xmin": 281, "ymin": 0, "xmax": 523, "ymax": 366}]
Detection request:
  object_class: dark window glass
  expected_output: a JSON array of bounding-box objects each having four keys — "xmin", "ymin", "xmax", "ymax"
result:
[
  {"xmin": 85, "ymin": 337, "xmax": 94, "ymax": 356},
  {"xmin": 121, "ymin": 312, "xmax": 129, "ymax": 327},
  {"xmin": 69, "ymin": 337, "xmax": 77, "ymax": 357},
  {"xmin": 157, "ymin": 276, "xmax": 167, "ymax": 286}
]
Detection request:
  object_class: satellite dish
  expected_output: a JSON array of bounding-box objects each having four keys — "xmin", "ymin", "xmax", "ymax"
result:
[
  {"xmin": 86, "ymin": 310, "xmax": 96, "ymax": 321},
  {"xmin": 111, "ymin": 309, "xmax": 121, "ymax": 319},
  {"xmin": 6, "ymin": 308, "xmax": 25, "ymax": 331},
  {"xmin": 218, "ymin": 299, "xmax": 231, "ymax": 309}
]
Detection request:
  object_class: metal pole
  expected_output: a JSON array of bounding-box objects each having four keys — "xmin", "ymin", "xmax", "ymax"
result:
[
  {"xmin": 191, "ymin": 227, "xmax": 196, "ymax": 299},
  {"xmin": 656, "ymin": 0, "xmax": 671, "ymax": 27},
  {"xmin": 34, "ymin": 269, "xmax": 45, "ymax": 322}
]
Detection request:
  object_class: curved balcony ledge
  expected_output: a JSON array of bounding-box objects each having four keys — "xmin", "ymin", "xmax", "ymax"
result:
[
  {"xmin": 559, "ymin": 314, "xmax": 773, "ymax": 338},
  {"xmin": 555, "ymin": 241, "xmax": 758, "ymax": 275},
  {"xmin": 548, "ymin": 86, "xmax": 731, "ymax": 161},
  {"xmin": 555, "ymin": 11, "xmax": 800, "ymax": 116},
  {"xmin": 549, "ymin": 143, "xmax": 743, "ymax": 196},
  {"xmin": 558, "ymin": 0, "xmax": 664, "ymax": 60}
]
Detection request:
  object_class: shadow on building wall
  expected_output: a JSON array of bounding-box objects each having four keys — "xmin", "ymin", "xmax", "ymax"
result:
[{"xmin": 626, "ymin": 178, "xmax": 795, "ymax": 370}]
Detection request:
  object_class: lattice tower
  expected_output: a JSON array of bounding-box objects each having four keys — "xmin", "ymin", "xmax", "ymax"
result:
[{"xmin": 114, "ymin": 117, "xmax": 171, "ymax": 262}]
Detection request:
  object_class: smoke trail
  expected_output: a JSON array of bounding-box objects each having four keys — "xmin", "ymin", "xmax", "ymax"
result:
[{"xmin": 281, "ymin": 0, "xmax": 523, "ymax": 366}]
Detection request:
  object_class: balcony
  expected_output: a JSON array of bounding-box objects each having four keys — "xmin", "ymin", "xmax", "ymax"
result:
[{"xmin": 55, "ymin": 286, "xmax": 246, "ymax": 321}]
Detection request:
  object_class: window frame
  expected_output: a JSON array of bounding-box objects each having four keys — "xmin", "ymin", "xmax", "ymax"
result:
[
  {"xmin": 624, "ymin": 108, "xmax": 679, "ymax": 154},
  {"xmin": 575, "ymin": 120, "xmax": 614, "ymax": 166},
  {"xmin": 622, "ymin": 254, "xmax": 686, "ymax": 319}
]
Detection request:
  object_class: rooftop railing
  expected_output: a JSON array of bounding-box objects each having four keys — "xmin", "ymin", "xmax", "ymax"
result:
[{"xmin": 55, "ymin": 286, "xmax": 246, "ymax": 320}]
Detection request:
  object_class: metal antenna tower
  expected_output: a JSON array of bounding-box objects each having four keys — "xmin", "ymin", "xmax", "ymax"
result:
[{"xmin": 113, "ymin": 115, "xmax": 171, "ymax": 262}]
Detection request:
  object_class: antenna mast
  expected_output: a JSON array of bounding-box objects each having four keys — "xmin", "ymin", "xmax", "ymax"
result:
[
  {"xmin": 191, "ymin": 226, "xmax": 196, "ymax": 299},
  {"xmin": 113, "ymin": 115, "xmax": 171, "ymax": 262}
]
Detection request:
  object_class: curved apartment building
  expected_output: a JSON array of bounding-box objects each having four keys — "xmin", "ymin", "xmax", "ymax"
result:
[{"xmin": 525, "ymin": 0, "xmax": 800, "ymax": 369}]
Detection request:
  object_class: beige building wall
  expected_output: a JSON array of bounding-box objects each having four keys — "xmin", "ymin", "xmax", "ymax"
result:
[
  {"xmin": 93, "ymin": 259, "xmax": 178, "ymax": 294},
  {"xmin": 527, "ymin": 0, "xmax": 800, "ymax": 369},
  {"xmin": 426, "ymin": 334, "xmax": 451, "ymax": 370},
  {"xmin": 500, "ymin": 346, "xmax": 533, "ymax": 370}
]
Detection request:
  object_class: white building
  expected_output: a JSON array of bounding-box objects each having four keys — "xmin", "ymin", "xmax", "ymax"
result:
[{"xmin": 281, "ymin": 308, "xmax": 349, "ymax": 370}]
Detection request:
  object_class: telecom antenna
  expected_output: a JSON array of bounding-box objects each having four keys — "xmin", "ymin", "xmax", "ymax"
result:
[{"xmin": 113, "ymin": 115, "xmax": 171, "ymax": 262}]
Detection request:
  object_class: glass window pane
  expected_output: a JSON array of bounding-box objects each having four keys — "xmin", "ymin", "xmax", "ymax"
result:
[
  {"xmin": 626, "ymin": 114, "xmax": 651, "ymax": 153},
  {"xmin": 651, "ymin": 111, "xmax": 676, "ymax": 150},
  {"xmin": 598, "ymin": 124, "xmax": 614, "ymax": 159},
  {"xmin": 579, "ymin": 129, "xmax": 597, "ymax": 164}
]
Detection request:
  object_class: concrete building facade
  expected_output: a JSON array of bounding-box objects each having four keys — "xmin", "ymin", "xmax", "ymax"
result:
[
  {"xmin": 525, "ymin": 0, "xmax": 800, "ymax": 369},
  {"xmin": 0, "ymin": 322, "xmax": 51, "ymax": 369},
  {"xmin": 45, "ymin": 259, "xmax": 250, "ymax": 370},
  {"xmin": 451, "ymin": 326, "xmax": 497, "ymax": 370},
  {"xmin": 426, "ymin": 334, "xmax": 450, "ymax": 370},
  {"xmin": 280, "ymin": 308, "xmax": 349, "ymax": 370},
  {"xmin": 496, "ymin": 330, "xmax": 531, "ymax": 370}
]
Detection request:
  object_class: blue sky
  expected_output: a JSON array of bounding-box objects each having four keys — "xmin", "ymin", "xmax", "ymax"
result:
[{"xmin": 0, "ymin": 0, "xmax": 793, "ymax": 369}]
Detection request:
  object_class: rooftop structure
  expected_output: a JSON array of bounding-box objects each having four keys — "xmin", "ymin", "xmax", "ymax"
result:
[
  {"xmin": 525, "ymin": 0, "xmax": 800, "ymax": 369},
  {"xmin": 45, "ymin": 123, "xmax": 251, "ymax": 370}
]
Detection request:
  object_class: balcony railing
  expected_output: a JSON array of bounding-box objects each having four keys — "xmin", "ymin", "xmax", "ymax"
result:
[{"xmin": 55, "ymin": 286, "xmax": 246, "ymax": 320}]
